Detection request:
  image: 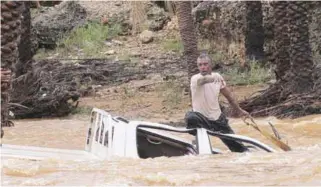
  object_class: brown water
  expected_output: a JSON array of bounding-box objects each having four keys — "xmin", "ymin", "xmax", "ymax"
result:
[{"xmin": 1, "ymin": 114, "xmax": 321, "ymax": 186}]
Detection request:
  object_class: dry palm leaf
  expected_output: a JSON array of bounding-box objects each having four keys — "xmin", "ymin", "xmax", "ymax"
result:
[{"xmin": 243, "ymin": 116, "xmax": 292, "ymax": 151}]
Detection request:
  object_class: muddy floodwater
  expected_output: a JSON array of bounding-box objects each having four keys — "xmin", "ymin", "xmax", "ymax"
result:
[{"xmin": 1, "ymin": 114, "xmax": 321, "ymax": 186}]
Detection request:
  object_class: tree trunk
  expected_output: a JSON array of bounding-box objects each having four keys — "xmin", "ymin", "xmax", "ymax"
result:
[
  {"xmin": 245, "ymin": 1, "xmax": 264, "ymax": 61},
  {"xmin": 16, "ymin": 1, "xmax": 32, "ymax": 77},
  {"xmin": 130, "ymin": 1, "xmax": 146, "ymax": 35},
  {"xmin": 287, "ymin": 1, "xmax": 314, "ymax": 93},
  {"xmin": 176, "ymin": 1, "xmax": 199, "ymax": 82},
  {"xmin": 1, "ymin": 1, "xmax": 23, "ymax": 130},
  {"xmin": 309, "ymin": 2, "xmax": 321, "ymax": 57},
  {"xmin": 239, "ymin": 1, "xmax": 320, "ymax": 118},
  {"xmin": 270, "ymin": 1, "xmax": 291, "ymax": 80}
]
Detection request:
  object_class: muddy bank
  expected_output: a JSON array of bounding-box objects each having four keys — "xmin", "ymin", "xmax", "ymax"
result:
[{"xmin": 10, "ymin": 54, "xmax": 185, "ymax": 119}]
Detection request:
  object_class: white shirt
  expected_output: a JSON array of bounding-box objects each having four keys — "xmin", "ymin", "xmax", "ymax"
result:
[{"xmin": 190, "ymin": 72, "xmax": 226, "ymax": 120}]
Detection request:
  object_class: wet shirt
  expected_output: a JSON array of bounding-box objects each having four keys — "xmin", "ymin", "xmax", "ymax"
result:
[{"xmin": 190, "ymin": 72, "xmax": 226, "ymax": 120}]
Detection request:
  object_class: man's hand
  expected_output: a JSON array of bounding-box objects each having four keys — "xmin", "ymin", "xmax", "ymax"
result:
[
  {"xmin": 197, "ymin": 74, "xmax": 215, "ymax": 86},
  {"xmin": 1, "ymin": 68, "xmax": 11, "ymax": 83},
  {"xmin": 236, "ymin": 108, "xmax": 250, "ymax": 118},
  {"xmin": 230, "ymin": 107, "xmax": 250, "ymax": 118},
  {"xmin": 221, "ymin": 87, "xmax": 250, "ymax": 118}
]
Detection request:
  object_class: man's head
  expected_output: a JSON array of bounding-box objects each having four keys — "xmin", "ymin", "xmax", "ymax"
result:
[{"xmin": 197, "ymin": 53, "xmax": 212, "ymax": 75}]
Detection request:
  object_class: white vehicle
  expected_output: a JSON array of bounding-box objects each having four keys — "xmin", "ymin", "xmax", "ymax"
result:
[{"xmin": 1, "ymin": 108, "xmax": 276, "ymax": 161}]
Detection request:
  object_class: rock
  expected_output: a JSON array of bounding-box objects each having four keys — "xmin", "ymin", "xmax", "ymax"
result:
[
  {"xmin": 112, "ymin": 39, "xmax": 123, "ymax": 45},
  {"xmin": 32, "ymin": 1, "xmax": 87, "ymax": 49},
  {"xmin": 40, "ymin": 1, "xmax": 62, "ymax": 7},
  {"xmin": 139, "ymin": 30, "xmax": 154, "ymax": 44},
  {"xmin": 267, "ymin": 79, "xmax": 276, "ymax": 85},
  {"xmin": 130, "ymin": 51, "xmax": 142, "ymax": 57},
  {"xmin": 159, "ymin": 60, "xmax": 167, "ymax": 67},
  {"xmin": 106, "ymin": 50, "xmax": 116, "ymax": 55},
  {"xmin": 108, "ymin": 10, "xmax": 132, "ymax": 35},
  {"xmin": 164, "ymin": 16, "xmax": 179, "ymax": 31},
  {"xmin": 145, "ymin": 3, "xmax": 170, "ymax": 31},
  {"xmin": 150, "ymin": 63, "xmax": 156, "ymax": 69},
  {"xmin": 115, "ymin": 2, "xmax": 122, "ymax": 6},
  {"xmin": 147, "ymin": 73, "xmax": 162, "ymax": 81},
  {"xmin": 101, "ymin": 15, "xmax": 109, "ymax": 25},
  {"xmin": 104, "ymin": 41, "xmax": 113, "ymax": 47},
  {"xmin": 141, "ymin": 60, "xmax": 150, "ymax": 68},
  {"xmin": 192, "ymin": 1, "xmax": 245, "ymax": 40}
]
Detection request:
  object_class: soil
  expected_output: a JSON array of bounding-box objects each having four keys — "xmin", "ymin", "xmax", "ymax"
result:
[
  {"xmin": 13, "ymin": 1, "xmax": 320, "ymax": 121},
  {"xmin": 76, "ymin": 81, "xmax": 267, "ymax": 125},
  {"xmin": 11, "ymin": 1, "xmax": 183, "ymax": 119}
]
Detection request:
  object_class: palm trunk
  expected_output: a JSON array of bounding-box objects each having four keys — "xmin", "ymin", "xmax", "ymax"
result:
[
  {"xmin": 287, "ymin": 1, "xmax": 314, "ymax": 93},
  {"xmin": 245, "ymin": 1, "xmax": 264, "ymax": 61},
  {"xmin": 16, "ymin": 1, "xmax": 32, "ymax": 77},
  {"xmin": 1, "ymin": 1, "xmax": 22, "ymax": 128},
  {"xmin": 130, "ymin": 1, "xmax": 146, "ymax": 35},
  {"xmin": 310, "ymin": 2, "xmax": 321, "ymax": 57},
  {"xmin": 176, "ymin": 1, "xmax": 199, "ymax": 82},
  {"xmin": 240, "ymin": 1, "xmax": 320, "ymax": 118},
  {"xmin": 271, "ymin": 1, "xmax": 291, "ymax": 80}
]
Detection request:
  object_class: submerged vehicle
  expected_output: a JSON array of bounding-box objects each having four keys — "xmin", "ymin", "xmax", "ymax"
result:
[{"xmin": 1, "ymin": 108, "xmax": 276, "ymax": 161}]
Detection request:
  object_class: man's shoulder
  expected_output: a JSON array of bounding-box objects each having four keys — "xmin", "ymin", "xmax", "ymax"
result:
[
  {"xmin": 211, "ymin": 72, "xmax": 222, "ymax": 76},
  {"xmin": 191, "ymin": 73, "xmax": 202, "ymax": 80}
]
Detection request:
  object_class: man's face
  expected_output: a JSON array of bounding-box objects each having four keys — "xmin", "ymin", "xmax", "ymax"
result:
[{"xmin": 197, "ymin": 59, "xmax": 211, "ymax": 75}]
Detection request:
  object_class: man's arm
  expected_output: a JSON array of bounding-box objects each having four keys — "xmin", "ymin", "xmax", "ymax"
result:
[
  {"xmin": 196, "ymin": 74, "xmax": 215, "ymax": 86},
  {"xmin": 220, "ymin": 86, "xmax": 249, "ymax": 117}
]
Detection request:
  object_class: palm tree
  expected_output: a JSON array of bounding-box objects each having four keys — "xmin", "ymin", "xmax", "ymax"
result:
[
  {"xmin": 245, "ymin": 1, "xmax": 264, "ymax": 61},
  {"xmin": 287, "ymin": 1, "xmax": 314, "ymax": 93},
  {"xmin": 1, "ymin": 1, "xmax": 23, "ymax": 128},
  {"xmin": 240, "ymin": 1, "xmax": 318, "ymax": 118},
  {"xmin": 270, "ymin": 1, "xmax": 313, "ymax": 86},
  {"xmin": 270, "ymin": 1, "xmax": 290, "ymax": 80},
  {"xmin": 130, "ymin": 1, "xmax": 147, "ymax": 35},
  {"xmin": 310, "ymin": 2, "xmax": 321, "ymax": 57},
  {"xmin": 176, "ymin": 1, "xmax": 199, "ymax": 82},
  {"xmin": 16, "ymin": 1, "xmax": 32, "ymax": 77}
]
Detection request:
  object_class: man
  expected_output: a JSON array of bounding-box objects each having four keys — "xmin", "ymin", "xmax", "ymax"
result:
[{"xmin": 185, "ymin": 53, "xmax": 249, "ymax": 152}]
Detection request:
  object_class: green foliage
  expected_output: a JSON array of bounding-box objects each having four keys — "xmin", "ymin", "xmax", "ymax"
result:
[
  {"xmin": 71, "ymin": 106, "xmax": 92, "ymax": 115},
  {"xmin": 60, "ymin": 22, "xmax": 108, "ymax": 53},
  {"xmin": 57, "ymin": 22, "xmax": 121, "ymax": 57},
  {"xmin": 198, "ymin": 39, "xmax": 211, "ymax": 51},
  {"xmin": 222, "ymin": 60, "xmax": 273, "ymax": 85},
  {"xmin": 35, "ymin": 22, "xmax": 122, "ymax": 59},
  {"xmin": 107, "ymin": 23, "xmax": 123, "ymax": 39},
  {"xmin": 210, "ymin": 51, "xmax": 230, "ymax": 64},
  {"xmin": 161, "ymin": 39, "xmax": 183, "ymax": 53}
]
